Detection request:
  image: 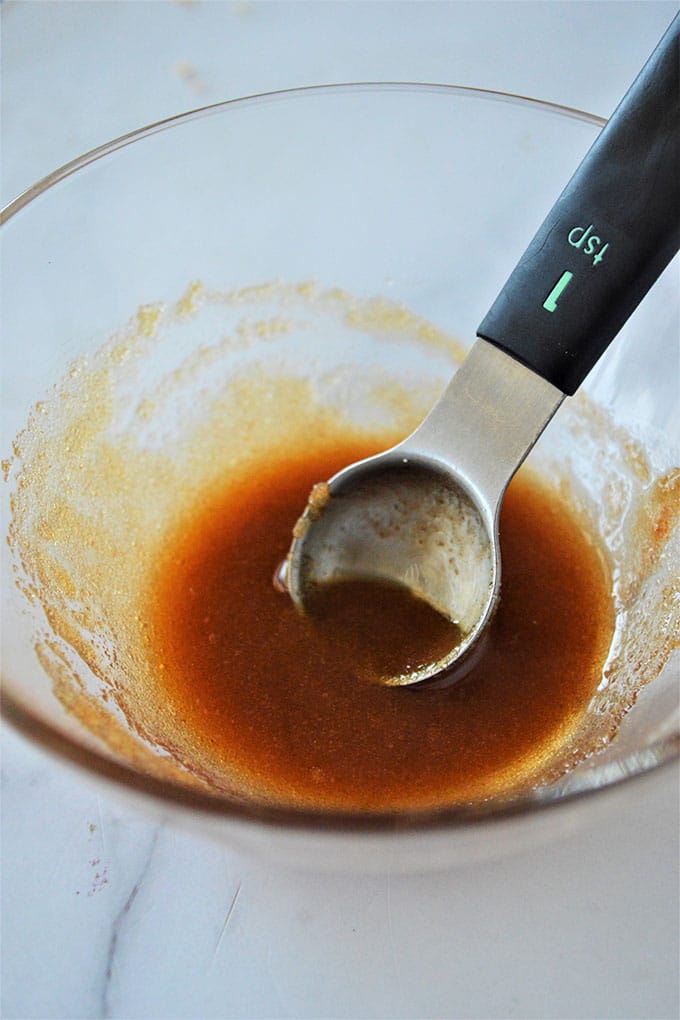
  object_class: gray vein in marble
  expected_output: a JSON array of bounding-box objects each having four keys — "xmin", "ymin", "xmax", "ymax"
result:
[
  {"xmin": 209, "ymin": 880, "xmax": 243, "ymax": 970},
  {"xmin": 101, "ymin": 825, "xmax": 161, "ymax": 1019},
  {"xmin": 96, "ymin": 795, "xmax": 108, "ymax": 854}
]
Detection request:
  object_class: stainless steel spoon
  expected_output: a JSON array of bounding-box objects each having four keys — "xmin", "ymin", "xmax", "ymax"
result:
[{"xmin": 284, "ymin": 16, "xmax": 680, "ymax": 686}]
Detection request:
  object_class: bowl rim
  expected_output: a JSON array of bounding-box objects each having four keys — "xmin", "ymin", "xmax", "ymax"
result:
[
  {"xmin": 1, "ymin": 81, "xmax": 605, "ymax": 222},
  {"xmin": 2, "ymin": 81, "xmax": 677, "ymax": 837}
]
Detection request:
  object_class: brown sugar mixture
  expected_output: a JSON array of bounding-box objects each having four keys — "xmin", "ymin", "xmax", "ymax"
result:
[
  {"xmin": 148, "ymin": 437, "xmax": 614, "ymax": 812},
  {"xmin": 305, "ymin": 579, "xmax": 463, "ymax": 685},
  {"xmin": 6, "ymin": 284, "xmax": 677, "ymax": 816}
]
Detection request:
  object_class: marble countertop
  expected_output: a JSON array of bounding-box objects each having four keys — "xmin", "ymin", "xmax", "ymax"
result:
[{"xmin": 2, "ymin": 3, "xmax": 678, "ymax": 1018}]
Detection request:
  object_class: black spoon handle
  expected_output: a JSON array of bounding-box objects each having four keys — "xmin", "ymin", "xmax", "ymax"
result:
[{"xmin": 477, "ymin": 14, "xmax": 680, "ymax": 395}]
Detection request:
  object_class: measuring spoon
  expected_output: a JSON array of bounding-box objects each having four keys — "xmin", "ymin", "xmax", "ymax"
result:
[{"xmin": 284, "ymin": 16, "xmax": 680, "ymax": 685}]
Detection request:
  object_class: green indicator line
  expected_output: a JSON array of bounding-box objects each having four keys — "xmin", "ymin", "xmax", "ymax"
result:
[{"xmin": 543, "ymin": 271, "xmax": 574, "ymax": 312}]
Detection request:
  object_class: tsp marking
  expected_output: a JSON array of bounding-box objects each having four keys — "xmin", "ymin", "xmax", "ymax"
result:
[
  {"xmin": 543, "ymin": 271, "xmax": 574, "ymax": 313},
  {"xmin": 568, "ymin": 224, "xmax": 609, "ymax": 266}
]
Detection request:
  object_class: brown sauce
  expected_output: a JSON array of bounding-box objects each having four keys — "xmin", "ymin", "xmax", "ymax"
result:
[
  {"xmin": 306, "ymin": 579, "xmax": 463, "ymax": 685},
  {"xmin": 148, "ymin": 438, "xmax": 614, "ymax": 812}
]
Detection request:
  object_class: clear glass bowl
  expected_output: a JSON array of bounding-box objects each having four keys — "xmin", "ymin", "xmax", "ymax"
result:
[{"xmin": 2, "ymin": 84, "xmax": 678, "ymax": 870}]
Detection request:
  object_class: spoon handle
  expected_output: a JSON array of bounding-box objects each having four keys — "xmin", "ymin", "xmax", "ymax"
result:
[{"xmin": 477, "ymin": 14, "xmax": 680, "ymax": 396}]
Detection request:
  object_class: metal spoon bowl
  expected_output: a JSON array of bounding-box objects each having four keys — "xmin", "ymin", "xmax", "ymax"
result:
[{"xmin": 286, "ymin": 340, "xmax": 562, "ymax": 683}]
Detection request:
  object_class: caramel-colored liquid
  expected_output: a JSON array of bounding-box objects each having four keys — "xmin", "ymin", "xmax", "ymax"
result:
[
  {"xmin": 148, "ymin": 439, "xmax": 613, "ymax": 811},
  {"xmin": 306, "ymin": 579, "xmax": 463, "ymax": 684}
]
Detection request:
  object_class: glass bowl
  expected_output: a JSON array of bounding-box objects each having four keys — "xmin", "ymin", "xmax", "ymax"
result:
[{"xmin": 2, "ymin": 84, "xmax": 678, "ymax": 871}]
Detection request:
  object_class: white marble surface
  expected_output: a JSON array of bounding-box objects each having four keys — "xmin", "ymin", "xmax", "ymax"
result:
[{"xmin": 2, "ymin": 3, "xmax": 679, "ymax": 1018}]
